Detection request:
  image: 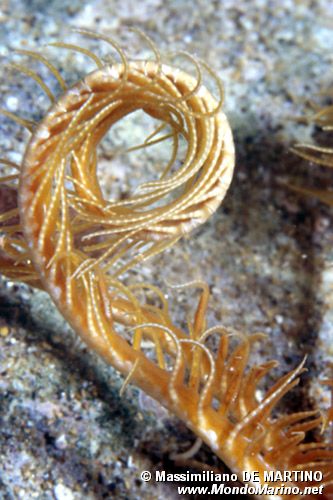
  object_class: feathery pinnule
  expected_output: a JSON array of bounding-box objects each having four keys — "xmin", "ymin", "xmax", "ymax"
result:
[{"xmin": 1, "ymin": 30, "xmax": 333, "ymax": 498}]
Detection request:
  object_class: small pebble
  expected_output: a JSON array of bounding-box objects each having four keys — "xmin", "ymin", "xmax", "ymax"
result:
[
  {"xmin": 54, "ymin": 484, "xmax": 75, "ymax": 500},
  {"xmin": 5, "ymin": 96, "xmax": 19, "ymax": 111}
]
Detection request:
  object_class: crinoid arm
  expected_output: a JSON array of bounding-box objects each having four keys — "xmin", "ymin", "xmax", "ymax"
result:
[
  {"xmin": 292, "ymin": 103, "xmax": 333, "ymax": 169},
  {"xmin": 1, "ymin": 31, "xmax": 333, "ymax": 499}
]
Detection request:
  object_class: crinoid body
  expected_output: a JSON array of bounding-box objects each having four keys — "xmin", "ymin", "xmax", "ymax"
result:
[{"xmin": 1, "ymin": 29, "xmax": 333, "ymax": 498}]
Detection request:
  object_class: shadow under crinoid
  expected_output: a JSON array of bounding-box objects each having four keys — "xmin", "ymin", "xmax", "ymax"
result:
[
  {"xmin": 0, "ymin": 280, "xmax": 156, "ymax": 498},
  {"xmin": 216, "ymin": 125, "xmax": 329, "ymax": 414}
]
